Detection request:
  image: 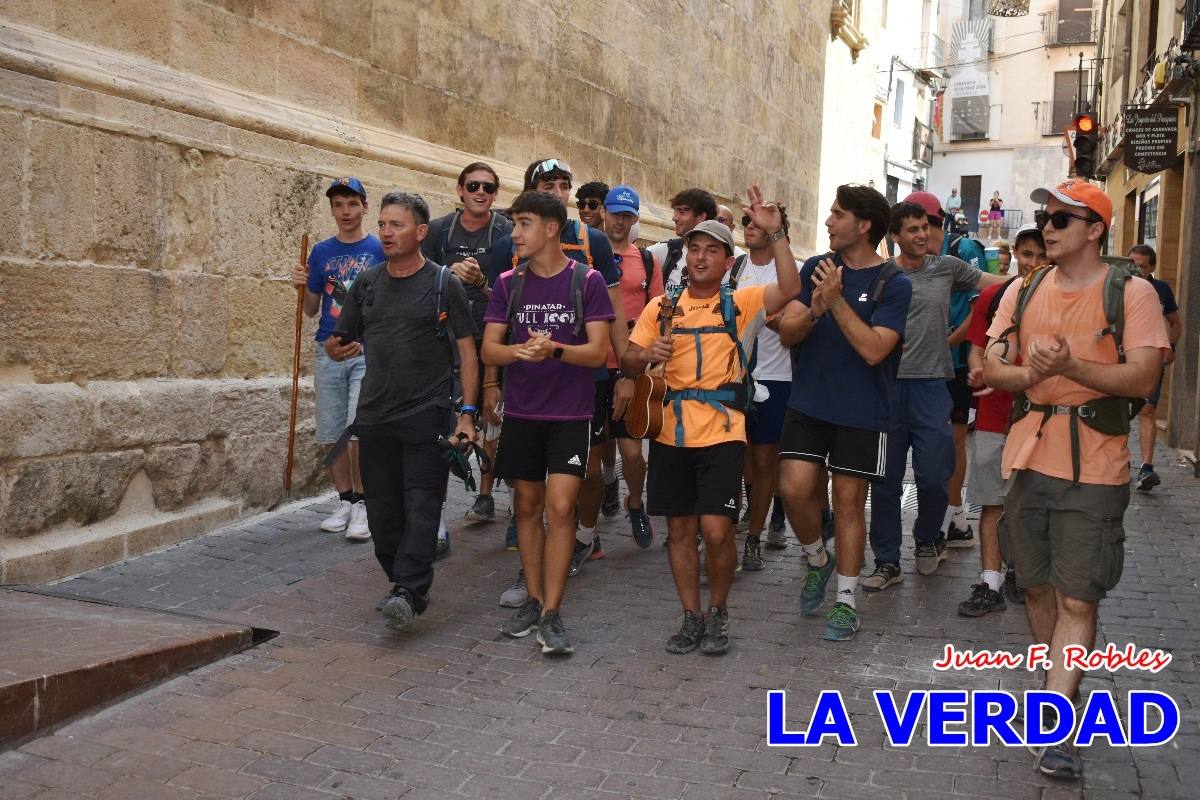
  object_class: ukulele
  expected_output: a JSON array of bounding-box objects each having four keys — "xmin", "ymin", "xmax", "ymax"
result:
[{"xmin": 625, "ymin": 295, "xmax": 676, "ymax": 439}]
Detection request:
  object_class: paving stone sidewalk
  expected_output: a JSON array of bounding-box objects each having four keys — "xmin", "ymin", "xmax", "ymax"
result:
[{"xmin": 1, "ymin": 442, "xmax": 1196, "ymax": 799}]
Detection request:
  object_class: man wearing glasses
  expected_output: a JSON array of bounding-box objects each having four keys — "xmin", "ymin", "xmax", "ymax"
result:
[
  {"xmin": 983, "ymin": 181, "xmax": 1166, "ymax": 780},
  {"xmin": 423, "ymin": 163, "xmax": 513, "ymax": 527},
  {"xmin": 575, "ymin": 181, "xmax": 609, "ymax": 229}
]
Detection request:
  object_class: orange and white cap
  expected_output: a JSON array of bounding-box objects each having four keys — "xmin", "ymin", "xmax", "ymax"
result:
[{"xmin": 1030, "ymin": 180, "xmax": 1113, "ymax": 227}]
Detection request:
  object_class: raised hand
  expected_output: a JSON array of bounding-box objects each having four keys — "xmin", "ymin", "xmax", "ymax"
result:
[{"xmin": 741, "ymin": 184, "xmax": 784, "ymax": 234}]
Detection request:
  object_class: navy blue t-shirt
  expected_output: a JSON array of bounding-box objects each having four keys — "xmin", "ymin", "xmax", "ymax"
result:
[
  {"xmin": 1149, "ymin": 276, "xmax": 1179, "ymax": 315},
  {"xmin": 788, "ymin": 255, "xmax": 913, "ymax": 432},
  {"xmin": 487, "ymin": 220, "xmax": 620, "ymax": 288},
  {"xmin": 306, "ymin": 234, "xmax": 385, "ymax": 342}
]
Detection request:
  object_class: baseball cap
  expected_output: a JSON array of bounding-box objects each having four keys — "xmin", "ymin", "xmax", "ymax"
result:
[
  {"xmin": 326, "ymin": 176, "xmax": 367, "ymax": 200},
  {"xmin": 1030, "ymin": 180, "xmax": 1113, "ymax": 227},
  {"xmin": 683, "ymin": 219, "xmax": 735, "ymax": 256},
  {"xmin": 903, "ymin": 191, "xmax": 945, "ymax": 223},
  {"xmin": 604, "ymin": 185, "xmax": 640, "ymax": 216},
  {"xmin": 1013, "ymin": 224, "xmax": 1044, "ymax": 247}
]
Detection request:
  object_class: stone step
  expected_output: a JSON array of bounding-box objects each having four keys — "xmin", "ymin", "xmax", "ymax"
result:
[{"xmin": 0, "ymin": 589, "xmax": 259, "ymax": 747}]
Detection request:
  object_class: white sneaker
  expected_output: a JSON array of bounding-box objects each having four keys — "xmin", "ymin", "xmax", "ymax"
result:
[
  {"xmin": 345, "ymin": 501, "xmax": 371, "ymax": 541},
  {"xmin": 320, "ymin": 500, "xmax": 353, "ymax": 532}
]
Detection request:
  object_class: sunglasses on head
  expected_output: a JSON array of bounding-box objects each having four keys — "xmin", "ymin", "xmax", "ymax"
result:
[
  {"xmin": 1035, "ymin": 209, "xmax": 1096, "ymax": 230},
  {"xmin": 577, "ymin": 199, "xmax": 602, "ymax": 211},
  {"xmin": 530, "ymin": 158, "xmax": 572, "ymax": 184},
  {"xmin": 464, "ymin": 181, "xmax": 497, "ymax": 194}
]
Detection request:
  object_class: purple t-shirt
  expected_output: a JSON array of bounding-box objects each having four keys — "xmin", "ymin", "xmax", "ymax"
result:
[{"xmin": 484, "ymin": 261, "xmax": 615, "ymax": 421}]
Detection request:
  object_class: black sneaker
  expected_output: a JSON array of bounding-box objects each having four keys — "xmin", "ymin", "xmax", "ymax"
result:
[
  {"xmin": 381, "ymin": 591, "xmax": 415, "ymax": 630},
  {"xmin": 1136, "ymin": 465, "xmax": 1161, "ymax": 492},
  {"xmin": 700, "ymin": 606, "xmax": 730, "ymax": 655},
  {"xmin": 504, "ymin": 513, "xmax": 518, "ymax": 551},
  {"xmin": 537, "ymin": 610, "xmax": 574, "ymax": 655},
  {"xmin": 957, "ymin": 582, "xmax": 1006, "ymax": 617},
  {"xmin": 501, "ymin": 597, "xmax": 541, "ymax": 638},
  {"xmin": 1035, "ymin": 742, "xmax": 1082, "ymax": 779},
  {"xmin": 465, "ymin": 494, "xmax": 495, "ymax": 523},
  {"xmin": 914, "ymin": 536, "xmax": 946, "ymax": 576},
  {"xmin": 1003, "ymin": 569, "xmax": 1025, "ymax": 605},
  {"xmin": 946, "ymin": 521, "xmax": 975, "ymax": 548},
  {"xmin": 601, "ymin": 478, "xmax": 621, "ymax": 516},
  {"xmin": 376, "ymin": 586, "xmax": 400, "ymax": 611},
  {"xmin": 627, "ymin": 501, "xmax": 653, "ymax": 548},
  {"xmin": 434, "ymin": 536, "xmax": 450, "ymax": 561},
  {"xmin": 741, "ymin": 536, "xmax": 765, "ymax": 571},
  {"xmin": 567, "ymin": 538, "xmax": 595, "ymax": 577},
  {"xmin": 666, "ymin": 610, "xmax": 705, "ymax": 654}
]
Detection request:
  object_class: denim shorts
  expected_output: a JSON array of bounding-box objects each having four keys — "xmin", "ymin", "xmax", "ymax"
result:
[{"xmin": 314, "ymin": 345, "xmax": 365, "ymax": 444}]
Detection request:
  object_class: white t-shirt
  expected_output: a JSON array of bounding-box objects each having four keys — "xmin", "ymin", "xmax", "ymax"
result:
[
  {"xmin": 647, "ymin": 240, "xmax": 747, "ymax": 292},
  {"xmin": 731, "ymin": 253, "xmax": 801, "ymax": 382}
]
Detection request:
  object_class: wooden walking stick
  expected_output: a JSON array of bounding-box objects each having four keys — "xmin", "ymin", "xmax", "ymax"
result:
[{"xmin": 284, "ymin": 233, "xmax": 308, "ymax": 499}]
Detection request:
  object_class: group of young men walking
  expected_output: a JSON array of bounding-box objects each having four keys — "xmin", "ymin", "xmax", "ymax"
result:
[{"xmin": 293, "ymin": 160, "xmax": 1170, "ymax": 779}]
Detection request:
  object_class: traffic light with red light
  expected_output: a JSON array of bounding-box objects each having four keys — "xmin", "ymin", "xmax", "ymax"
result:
[{"xmin": 1073, "ymin": 113, "xmax": 1098, "ymax": 178}]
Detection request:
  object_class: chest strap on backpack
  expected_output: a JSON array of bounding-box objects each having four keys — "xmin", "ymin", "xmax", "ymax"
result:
[
  {"xmin": 1012, "ymin": 397, "xmax": 1134, "ymax": 485},
  {"xmin": 664, "ymin": 388, "xmax": 737, "ymax": 447}
]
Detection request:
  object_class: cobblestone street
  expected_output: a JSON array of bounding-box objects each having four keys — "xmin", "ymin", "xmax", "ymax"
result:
[{"xmin": 1, "ymin": 441, "xmax": 1196, "ymax": 800}]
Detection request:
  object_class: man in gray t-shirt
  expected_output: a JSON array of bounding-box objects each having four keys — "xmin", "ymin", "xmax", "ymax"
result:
[{"xmin": 865, "ymin": 203, "xmax": 1009, "ymax": 591}]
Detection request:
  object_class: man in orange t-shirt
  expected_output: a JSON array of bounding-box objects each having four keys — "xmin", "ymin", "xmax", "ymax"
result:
[
  {"xmin": 623, "ymin": 189, "xmax": 803, "ymax": 656},
  {"xmin": 983, "ymin": 180, "xmax": 1166, "ymax": 780}
]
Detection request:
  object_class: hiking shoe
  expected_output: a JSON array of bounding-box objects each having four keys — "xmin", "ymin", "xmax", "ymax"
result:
[
  {"xmin": 1003, "ymin": 569, "xmax": 1025, "ymax": 605},
  {"xmin": 958, "ymin": 582, "xmax": 1007, "ymax": 617},
  {"xmin": 381, "ymin": 592, "xmax": 415, "ymax": 630},
  {"xmin": 1035, "ymin": 742, "xmax": 1082, "ymax": 779},
  {"xmin": 666, "ymin": 610, "xmax": 706, "ymax": 654},
  {"xmin": 741, "ymin": 536, "xmax": 765, "ymax": 571},
  {"xmin": 345, "ymin": 501, "xmax": 371, "ymax": 541},
  {"xmin": 801, "ymin": 556, "xmax": 836, "ymax": 616},
  {"xmin": 499, "ymin": 569, "xmax": 528, "ymax": 608},
  {"xmin": 765, "ymin": 521, "xmax": 788, "ymax": 550},
  {"xmin": 915, "ymin": 536, "xmax": 947, "ymax": 576},
  {"xmin": 434, "ymin": 536, "xmax": 450, "ymax": 561},
  {"xmin": 568, "ymin": 538, "xmax": 595, "ymax": 577},
  {"xmin": 501, "ymin": 597, "xmax": 541, "ymax": 638},
  {"xmin": 588, "ymin": 534, "xmax": 605, "ymax": 560},
  {"xmin": 320, "ymin": 500, "xmax": 353, "ymax": 532},
  {"xmin": 1136, "ymin": 465, "xmax": 1161, "ymax": 492},
  {"xmin": 376, "ymin": 588, "xmax": 398, "ymax": 611},
  {"xmin": 465, "ymin": 494, "xmax": 495, "ymax": 523},
  {"xmin": 537, "ymin": 610, "xmax": 574, "ymax": 655},
  {"xmin": 700, "ymin": 606, "xmax": 730, "ymax": 654},
  {"xmin": 862, "ymin": 562, "xmax": 904, "ymax": 592},
  {"xmin": 504, "ymin": 513, "xmax": 518, "ymax": 550},
  {"xmin": 628, "ymin": 502, "xmax": 653, "ymax": 548},
  {"xmin": 601, "ymin": 478, "xmax": 621, "ymax": 517},
  {"xmin": 946, "ymin": 521, "xmax": 975, "ymax": 548},
  {"xmin": 823, "ymin": 602, "xmax": 860, "ymax": 641}
]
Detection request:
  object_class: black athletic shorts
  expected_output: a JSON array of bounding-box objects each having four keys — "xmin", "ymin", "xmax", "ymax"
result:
[
  {"xmin": 647, "ymin": 440, "xmax": 745, "ymax": 520},
  {"xmin": 948, "ymin": 366, "xmax": 972, "ymax": 425},
  {"xmin": 590, "ymin": 377, "xmax": 612, "ymax": 447},
  {"xmin": 778, "ymin": 409, "xmax": 887, "ymax": 482},
  {"xmin": 494, "ymin": 417, "xmax": 591, "ymax": 481},
  {"xmin": 604, "ymin": 370, "xmax": 631, "ymax": 439}
]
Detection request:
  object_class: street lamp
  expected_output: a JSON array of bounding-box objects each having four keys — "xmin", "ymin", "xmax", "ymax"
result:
[{"xmin": 986, "ymin": 0, "xmax": 1030, "ymax": 16}]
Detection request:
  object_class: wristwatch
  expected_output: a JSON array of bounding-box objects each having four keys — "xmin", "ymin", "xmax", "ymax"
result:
[
  {"xmin": 552, "ymin": 346, "xmax": 565, "ymax": 360},
  {"xmin": 767, "ymin": 228, "xmax": 787, "ymax": 243}
]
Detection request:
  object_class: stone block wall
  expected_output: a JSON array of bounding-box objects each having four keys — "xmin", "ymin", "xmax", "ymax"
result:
[{"xmin": 0, "ymin": 1, "xmax": 827, "ymax": 580}]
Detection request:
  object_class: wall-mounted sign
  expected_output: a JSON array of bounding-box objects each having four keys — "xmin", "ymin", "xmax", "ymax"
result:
[{"xmin": 1123, "ymin": 106, "xmax": 1180, "ymax": 174}]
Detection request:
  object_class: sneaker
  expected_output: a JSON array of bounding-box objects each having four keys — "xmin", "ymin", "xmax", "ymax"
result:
[
  {"xmin": 501, "ymin": 597, "xmax": 541, "ymax": 638},
  {"xmin": 499, "ymin": 569, "xmax": 528, "ymax": 608},
  {"xmin": 700, "ymin": 606, "xmax": 730, "ymax": 654},
  {"xmin": 376, "ymin": 588, "xmax": 398, "ymax": 611},
  {"xmin": 862, "ymin": 562, "xmax": 904, "ymax": 592},
  {"xmin": 957, "ymin": 582, "xmax": 1007, "ymax": 617},
  {"xmin": 568, "ymin": 538, "xmax": 595, "ymax": 577},
  {"xmin": 465, "ymin": 494, "xmax": 495, "ymax": 523},
  {"xmin": 665, "ymin": 610, "xmax": 706, "ymax": 654},
  {"xmin": 824, "ymin": 602, "xmax": 860, "ymax": 641},
  {"xmin": 741, "ymin": 536, "xmax": 765, "ymax": 571},
  {"xmin": 504, "ymin": 513, "xmax": 518, "ymax": 551},
  {"xmin": 601, "ymin": 478, "xmax": 621, "ymax": 517},
  {"xmin": 801, "ymin": 556, "xmax": 836, "ymax": 616},
  {"xmin": 1003, "ymin": 569, "xmax": 1025, "ymax": 605},
  {"xmin": 765, "ymin": 521, "xmax": 788, "ymax": 550},
  {"xmin": 381, "ymin": 592, "xmax": 415, "ymax": 631},
  {"xmin": 434, "ymin": 536, "xmax": 450, "ymax": 561},
  {"xmin": 320, "ymin": 500, "xmax": 353, "ymax": 532},
  {"xmin": 344, "ymin": 501, "xmax": 371, "ymax": 541},
  {"xmin": 588, "ymin": 534, "xmax": 605, "ymax": 560},
  {"xmin": 1035, "ymin": 742, "xmax": 1082, "ymax": 779},
  {"xmin": 945, "ymin": 521, "xmax": 975, "ymax": 548},
  {"xmin": 536, "ymin": 610, "xmax": 574, "ymax": 655},
  {"xmin": 1136, "ymin": 465, "xmax": 1161, "ymax": 492},
  {"xmin": 914, "ymin": 536, "xmax": 947, "ymax": 576},
  {"xmin": 628, "ymin": 501, "xmax": 653, "ymax": 548}
]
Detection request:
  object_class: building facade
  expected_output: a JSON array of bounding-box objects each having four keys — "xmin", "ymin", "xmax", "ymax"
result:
[
  {"xmin": 1095, "ymin": 0, "xmax": 1200, "ymax": 455},
  {"xmin": 927, "ymin": 0, "xmax": 1099, "ymax": 239},
  {"xmin": 0, "ymin": 1, "xmax": 830, "ymax": 582}
]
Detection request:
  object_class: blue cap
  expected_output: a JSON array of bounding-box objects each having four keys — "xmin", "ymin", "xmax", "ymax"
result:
[
  {"xmin": 326, "ymin": 176, "xmax": 367, "ymax": 200},
  {"xmin": 605, "ymin": 185, "xmax": 640, "ymax": 216}
]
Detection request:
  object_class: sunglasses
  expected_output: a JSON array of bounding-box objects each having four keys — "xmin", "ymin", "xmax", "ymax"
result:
[
  {"xmin": 464, "ymin": 181, "xmax": 497, "ymax": 194},
  {"xmin": 577, "ymin": 199, "xmax": 602, "ymax": 211},
  {"xmin": 1034, "ymin": 209, "xmax": 1095, "ymax": 230},
  {"xmin": 530, "ymin": 158, "xmax": 572, "ymax": 184},
  {"xmin": 741, "ymin": 215, "xmax": 753, "ymax": 227}
]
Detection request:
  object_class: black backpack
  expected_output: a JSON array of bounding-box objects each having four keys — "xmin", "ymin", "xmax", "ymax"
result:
[
  {"xmin": 504, "ymin": 260, "xmax": 591, "ymax": 338},
  {"xmin": 661, "ymin": 238, "xmax": 685, "ymax": 286}
]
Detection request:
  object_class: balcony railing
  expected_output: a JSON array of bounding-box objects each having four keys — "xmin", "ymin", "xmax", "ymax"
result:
[
  {"xmin": 1039, "ymin": 100, "xmax": 1078, "ymax": 136},
  {"xmin": 1184, "ymin": 0, "xmax": 1200, "ymax": 50},
  {"xmin": 913, "ymin": 120, "xmax": 934, "ymax": 165},
  {"xmin": 1044, "ymin": 9, "xmax": 1099, "ymax": 46}
]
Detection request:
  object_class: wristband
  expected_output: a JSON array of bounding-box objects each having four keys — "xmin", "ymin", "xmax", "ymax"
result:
[
  {"xmin": 482, "ymin": 381, "xmax": 500, "ymax": 389},
  {"xmin": 459, "ymin": 405, "xmax": 478, "ymax": 417}
]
